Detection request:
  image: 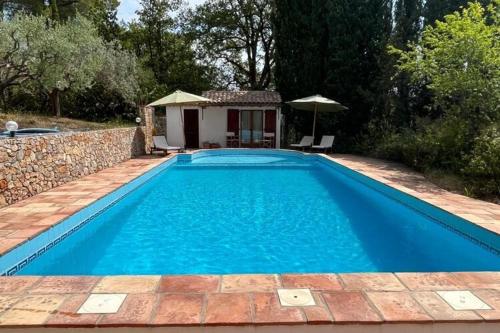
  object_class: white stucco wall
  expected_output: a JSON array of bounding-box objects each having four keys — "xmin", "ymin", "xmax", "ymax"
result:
[
  {"xmin": 164, "ymin": 105, "xmax": 282, "ymax": 148},
  {"xmin": 165, "ymin": 106, "xmax": 190, "ymax": 147},
  {"xmin": 200, "ymin": 107, "xmax": 227, "ymax": 147}
]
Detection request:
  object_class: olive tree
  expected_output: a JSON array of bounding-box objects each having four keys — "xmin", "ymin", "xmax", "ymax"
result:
[
  {"xmin": 0, "ymin": 15, "xmax": 47, "ymax": 110},
  {"xmin": 1, "ymin": 13, "xmax": 140, "ymax": 116},
  {"xmin": 39, "ymin": 15, "xmax": 106, "ymax": 117}
]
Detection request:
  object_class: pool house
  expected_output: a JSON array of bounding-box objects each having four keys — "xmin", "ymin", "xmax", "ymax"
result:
[{"xmin": 161, "ymin": 90, "xmax": 282, "ymax": 149}]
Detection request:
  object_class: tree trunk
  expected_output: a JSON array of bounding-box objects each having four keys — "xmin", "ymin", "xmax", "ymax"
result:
[
  {"xmin": 49, "ymin": 90, "xmax": 61, "ymax": 117},
  {"xmin": 48, "ymin": 0, "xmax": 60, "ymax": 21}
]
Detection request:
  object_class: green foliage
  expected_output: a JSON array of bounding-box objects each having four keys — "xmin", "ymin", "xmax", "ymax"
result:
[
  {"xmin": 424, "ymin": 0, "xmax": 491, "ymax": 25},
  {"xmin": 89, "ymin": 0, "xmax": 122, "ymax": 42},
  {"xmin": 39, "ymin": 16, "xmax": 105, "ymax": 93},
  {"xmin": 274, "ymin": 0, "xmax": 393, "ymax": 148},
  {"xmin": 183, "ymin": 0, "xmax": 274, "ymax": 89},
  {"xmin": 463, "ymin": 124, "xmax": 500, "ymax": 194},
  {"xmin": 392, "ymin": 1, "xmax": 500, "ymax": 125},
  {"xmin": 0, "ymin": 14, "xmax": 47, "ymax": 101},
  {"xmin": 119, "ymin": 0, "xmax": 214, "ymax": 98},
  {"xmin": 0, "ymin": 13, "xmax": 140, "ymax": 117},
  {"xmin": 375, "ymin": 1, "xmax": 500, "ymax": 198}
]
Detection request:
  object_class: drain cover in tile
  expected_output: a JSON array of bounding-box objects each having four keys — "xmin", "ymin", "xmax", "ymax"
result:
[
  {"xmin": 77, "ymin": 294, "xmax": 127, "ymax": 314},
  {"xmin": 437, "ymin": 291, "xmax": 491, "ymax": 310},
  {"xmin": 277, "ymin": 288, "xmax": 316, "ymax": 306}
]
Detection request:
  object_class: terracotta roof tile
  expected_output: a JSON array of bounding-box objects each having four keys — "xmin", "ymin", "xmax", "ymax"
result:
[{"xmin": 202, "ymin": 90, "xmax": 281, "ymax": 106}]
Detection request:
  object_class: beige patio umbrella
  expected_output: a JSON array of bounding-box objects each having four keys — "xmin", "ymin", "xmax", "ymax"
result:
[
  {"xmin": 286, "ymin": 94, "xmax": 347, "ymax": 139},
  {"xmin": 147, "ymin": 90, "xmax": 211, "ymax": 147}
]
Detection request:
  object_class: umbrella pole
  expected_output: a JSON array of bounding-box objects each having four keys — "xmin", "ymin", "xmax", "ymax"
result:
[{"xmin": 312, "ymin": 104, "xmax": 317, "ymax": 141}]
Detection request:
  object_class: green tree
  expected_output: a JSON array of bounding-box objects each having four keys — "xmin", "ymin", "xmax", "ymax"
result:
[
  {"xmin": 388, "ymin": 0, "xmax": 424, "ymax": 128},
  {"xmin": 324, "ymin": 0, "xmax": 393, "ymax": 148},
  {"xmin": 424, "ymin": 0, "xmax": 490, "ymax": 25},
  {"xmin": 274, "ymin": 0, "xmax": 393, "ymax": 147},
  {"xmin": 184, "ymin": 0, "xmax": 274, "ymax": 89},
  {"xmin": 123, "ymin": 0, "xmax": 214, "ymax": 96},
  {"xmin": 37, "ymin": 15, "xmax": 106, "ymax": 116},
  {"xmin": 136, "ymin": 0, "xmax": 180, "ymax": 84},
  {"xmin": 384, "ymin": 1, "xmax": 500, "ymax": 196},
  {"xmin": 0, "ymin": 15, "xmax": 47, "ymax": 109},
  {"xmin": 1, "ymin": 13, "xmax": 140, "ymax": 116},
  {"xmin": 1, "ymin": 0, "xmax": 98, "ymax": 21},
  {"xmin": 392, "ymin": 1, "xmax": 499, "ymax": 127},
  {"xmin": 89, "ymin": 0, "xmax": 121, "ymax": 42}
]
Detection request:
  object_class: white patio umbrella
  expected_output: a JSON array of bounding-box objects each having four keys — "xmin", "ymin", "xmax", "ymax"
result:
[
  {"xmin": 147, "ymin": 90, "xmax": 211, "ymax": 147},
  {"xmin": 286, "ymin": 94, "xmax": 347, "ymax": 139}
]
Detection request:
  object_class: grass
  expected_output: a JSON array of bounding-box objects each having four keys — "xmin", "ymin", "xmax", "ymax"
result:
[{"xmin": 0, "ymin": 112, "xmax": 134, "ymax": 132}]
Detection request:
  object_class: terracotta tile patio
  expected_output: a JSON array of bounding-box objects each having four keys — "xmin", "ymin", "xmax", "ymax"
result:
[
  {"xmin": 0, "ymin": 152, "xmax": 498, "ymax": 329},
  {"xmin": 0, "ymin": 273, "xmax": 498, "ymax": 327}
]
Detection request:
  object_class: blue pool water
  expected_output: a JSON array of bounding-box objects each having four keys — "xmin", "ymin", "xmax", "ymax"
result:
[{"xmin": 15, "ymin": 151, "xmax": 500, "ymax": 275}]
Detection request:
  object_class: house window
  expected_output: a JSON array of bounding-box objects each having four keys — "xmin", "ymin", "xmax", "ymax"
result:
[{"xmin": 240, "ymin": 110, "xmax": 263, "ymax": 146}]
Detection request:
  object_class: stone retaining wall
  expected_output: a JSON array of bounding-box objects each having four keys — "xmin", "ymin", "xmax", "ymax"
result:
[{"xmin": 0, "ymin": 127, "xmax": 146, "ymax": 207}]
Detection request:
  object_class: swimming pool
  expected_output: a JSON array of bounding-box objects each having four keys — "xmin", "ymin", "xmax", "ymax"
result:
[{"xmin": 2, "ymin": 150, "xmax": 499, "ymax": 275}]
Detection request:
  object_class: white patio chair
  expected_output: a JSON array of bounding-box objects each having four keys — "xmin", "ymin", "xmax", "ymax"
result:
[
  {"xmin": 261, "ymin": 132, "xmax": 275, "ymax": 148},
  {"xmin": 312, "ymin": 136, "xmax": 335, "ymax": 153},
  {"xmin": 152, "ymin": 136, "xmax": 182, "ymax": 155},
  {"xmin": 290, "ymin": 136, "xmax": 314, "ymax": 151}
]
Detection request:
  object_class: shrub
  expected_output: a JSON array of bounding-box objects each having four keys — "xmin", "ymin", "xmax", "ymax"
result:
[{"xmin": 463, "ymin": 125, "xmax": 500, "ymax": 195}]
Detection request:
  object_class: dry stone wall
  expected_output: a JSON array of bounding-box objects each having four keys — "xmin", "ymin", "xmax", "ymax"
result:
[{"xmin": 0, "ymin": 127, "xmax": 146, "ymax": 207}]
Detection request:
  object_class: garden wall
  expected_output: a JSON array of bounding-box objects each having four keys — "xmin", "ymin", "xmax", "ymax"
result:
[{"xmin": 0, "ymin": 127, "xmax": 147, "ymax": 207}]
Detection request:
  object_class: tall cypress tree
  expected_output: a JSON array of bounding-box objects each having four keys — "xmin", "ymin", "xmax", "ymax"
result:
[
  {"xmin": 273, "ymin": 0, "xmax": 317, "ymax": 141},
  {"xmin": 322, "ymin": 0, "xmax": 392, "ymax": 147},
  {"xmin": 389, "ymin": 0, "xmax": 424, "ymax": 128},
  {"xmin": 273, "ymin": 0, "xmax": 393, "ymax": 148}
]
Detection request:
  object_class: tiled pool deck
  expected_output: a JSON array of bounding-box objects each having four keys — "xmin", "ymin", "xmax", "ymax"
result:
[{"xmin": 0, "ymin": 152, "xmax": 499, "ymax": 331}]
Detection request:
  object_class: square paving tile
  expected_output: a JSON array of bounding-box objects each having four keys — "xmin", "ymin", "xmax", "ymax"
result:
[
  {"xmin": 0, "ymin": 277, "xmax": 40, "ymax": 294},
  {"xmin": 29, "ymin": 277, "xmax": 99, "ymax": 294},
  {"xmin": 253, "ymin": 293, "xmax": 305, "ymax": 324},
  {"xmin": 159, "ymin": 275, "xmax": 219, "ymax": 293},
  {"xmin": 0, "ymin": 295, "xmax": 21, "ymax": 314},
  {"xmin": 204, "ymin": 293, "xmax": 252, "ymax": 325},
  {"xmin": 221, "ymin": 275, "xmax": 280, "ymax": 293},
  {"xmin": 0, "ymin": 294, "xmax": 66, "ymax": 326},
  {"xmin": 339, "ymin": 273, "xmax": 406, "ymax": 291},
  {"xmin": 397, "ymin": 273, "xmax": 463, "ymax": 291},
  {"xmin": 277, "ymin": 289, "xmax": 316, "ymax": 307},
  {"xmin": 92, "ymin": 276, "xmax": 160, "ymax": 293},
  {"xmin": 452, "ymin": 272, "xmax": 500, "ymax": 289},
  {"xmin": 99, "ymin": 293, "xmax": 155, "ymax": 326},
  {"xmin": 152, "ymin": 294, "xmax": 203, "ymax": 325},
  {"xmin": 281, "ymin": 274, "xmax": 342, "ymax": 291},
  {"xmin": 437, "ymin": 291, "xmax": 492, "ymax": 311},
  {"xmin": 322, "ymin": 291, "xmax": 382, "ymax": 323},
  {"xmin": 366, "ymin": 291, "xmax": 432, "ymax": 322},
  {"xmin": 77, "ymin": 294, "xmax": 127, "ymax": 314}
]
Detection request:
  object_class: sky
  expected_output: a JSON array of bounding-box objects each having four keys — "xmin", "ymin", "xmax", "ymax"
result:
[{"xmin": 117, "ymin": 0, "xmax": 206, "ymax": 23}]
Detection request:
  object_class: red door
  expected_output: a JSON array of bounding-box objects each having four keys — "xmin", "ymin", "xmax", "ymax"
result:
[
  {"xmin": 227, "ymin": 109, "xmax": 239, "ymax": 134},
  {"xmin": 184, "ymin": 109, "xmax": 199, "ymax": 148},
  {"xmin": 265, "ymin": 110, "xmax": 277, "ymax": 147}
]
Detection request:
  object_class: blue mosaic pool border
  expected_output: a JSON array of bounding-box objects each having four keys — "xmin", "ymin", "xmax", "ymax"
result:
[{"xmin": 1, "ymin": 149, "xmax": 498, "ymax": 275}]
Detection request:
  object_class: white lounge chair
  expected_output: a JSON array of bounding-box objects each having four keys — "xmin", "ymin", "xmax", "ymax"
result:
[
  {"xmin": 290, "ymin": 136, "xmax": 314, "ymax": 151},
  {"xmin": 312, "ymin": 136, "xmax": 335, "ymax": 153},
  {"xmin": 152, "ymin": 136, "xmax": 182, "ymax": 155}
]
